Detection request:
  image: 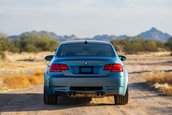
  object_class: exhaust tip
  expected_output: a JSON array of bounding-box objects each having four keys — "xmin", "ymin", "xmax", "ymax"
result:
[
  {"xmin": 100, "ymin": 92, "xmax": 105, "ymax": 96},
  {"xmin": 68, "ymin": 92, "xmax": 72, "ymax": 96},
  {"xmin": 72, "ymin": 92, "xmax": 76, "ymax": 96},
  {"xmin": 96, "ymin": 92, "xmax": 100, "ymax": 96},
  {"xmin": 67, "ymin": 92, "xmax": 76, "ymax": 96},
  {"xmin": 96, "ymin": 91, "xmax": 105, "ymax": 96}
]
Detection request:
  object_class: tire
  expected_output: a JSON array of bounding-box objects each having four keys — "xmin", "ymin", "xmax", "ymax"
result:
[
  {"xmin": 44, "ymin": 89, "xmax": 57, "ymax": 105},
  {"xmin": 115, "ymin": 87, "xmax": 128, "ymax": 105}
]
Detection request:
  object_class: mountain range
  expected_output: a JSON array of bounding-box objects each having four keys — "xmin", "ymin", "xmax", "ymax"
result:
[{"xmin": 8, "ymin": 27, "xmax": 171, "ymax": 42}]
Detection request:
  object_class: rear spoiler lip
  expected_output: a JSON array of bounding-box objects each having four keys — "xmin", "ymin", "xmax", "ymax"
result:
[{"xmin": 54, "ymin": 57, "xmax": 117, "ymax": 61}]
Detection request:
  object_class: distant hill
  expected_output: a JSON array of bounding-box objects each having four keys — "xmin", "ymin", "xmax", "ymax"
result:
[
  {"xmin": 8, "ymin": 31, "xmax": 58, "ymax": 40},
  {"xmin": 137, "ymin": 27, "xmax": 171, "ymax": 42},
  {"xmin": 8, "ymin": 31, "xmax": 79, "ymax": 41},
  {"xmin": 84, "ymin": 34, "xmax": 129, "ymax": 41},
  {"xmin": 57, "ymin": 34, "xmax": 79, "ymax": 41},
  {"xmin": 8, "ymin": 27, "xmax": 171, "ymax": 42}
]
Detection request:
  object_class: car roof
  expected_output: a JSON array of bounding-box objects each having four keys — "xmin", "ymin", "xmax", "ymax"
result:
[{"xmin": 61, "ymin": 40, "xmax": 111, "ymax": 45}]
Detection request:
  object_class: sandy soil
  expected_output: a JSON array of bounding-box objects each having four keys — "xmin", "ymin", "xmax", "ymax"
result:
[{"xmin": 0, "ymin": 54, "xmax": 172, "ymax": 115}]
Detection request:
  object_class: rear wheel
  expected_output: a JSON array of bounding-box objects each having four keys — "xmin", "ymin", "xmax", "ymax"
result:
[
  {"xmin": 44, "ymin": 88, "xmax": 57, "ymax": 105},
  {"xmin": 115, "ymin": 87, "xmax": 128, "ymax": 105}
]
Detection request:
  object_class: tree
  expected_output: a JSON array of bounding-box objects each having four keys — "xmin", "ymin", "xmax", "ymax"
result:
[
  {"xmin": 111, "ymin": 37, "xmax": 166, "ymax": 53},
  {"xmin": 0, "ymin": 33, "xmax": 9, "ymax": 60},
  {"xmin": 14, "ymin": 33, "xmax": 60, "ymax": 52},
  {"xmin": 166, "ymin": 37, "xmax": 172, "ymax": 50}
]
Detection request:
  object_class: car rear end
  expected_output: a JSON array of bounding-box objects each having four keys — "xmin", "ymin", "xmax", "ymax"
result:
[{"xmin": 44, "ymin": 40, "xmax": 128, "ymax": 105}]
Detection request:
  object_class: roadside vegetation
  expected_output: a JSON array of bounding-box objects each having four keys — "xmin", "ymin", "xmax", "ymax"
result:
[
  {"xmin": 0, "ymin": 33, "xmax": 60, "ymax": 60},
  {"xmin": 1, "ymin": 33, "xmax": 172, "ymax": 60},
  {"xmin": 0, "ymin": 69, "xmax": 44, "ymax": 90},
  {"xmin": 13, "ymin": 34, "xmax": 60, "ymax": 53},
  {"xmin": 165, "ymin": 37, "xmax": 172, "ymax": 51},
  {"xmin": 111, "ymin": 37, "xmax": 172, "ymax": 53},
  {"xmin": 145, "ymin": 73, "xmax": 172, "ymax": 96},
  {"xmin": 0, "ymin": 33, "xmax": 8, "ymax": 60}
]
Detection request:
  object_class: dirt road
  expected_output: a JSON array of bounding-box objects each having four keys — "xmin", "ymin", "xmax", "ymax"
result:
[{"xmin": 0, "ymin": 55, "xmax": 172, "ymax": 115}]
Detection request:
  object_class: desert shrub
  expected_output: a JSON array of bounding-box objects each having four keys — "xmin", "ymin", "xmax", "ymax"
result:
[
  {"xmin": 4, "ymin": 76, "xmax": 31, "ymax": 88},
  {"xmin": 145, "ymin": 73, "xmax": 172, "ymax": 84},
  {"xmin": 6, "ymin": 40, "xmax": 20, "ymax": 53},
  {"xmin": 0, "ymin": 33, "xmax": 10, "ymax": 51},
  {"xmin": 1, "ymin": 32, "xmax": 60, "ymax": 53},
  {"xmin": 145, "ymin": 73, "xmax": 172, "ymax": 96},
  {"xmin": 166, "ymin": 37, "xmax": 172, "ymax": 50},
  {"xmin": 0, "ymin": 33, "xmax": 10, "ymax": 60},
  {"xmin": 0, "ymin": 51, "xmax": 6, "ymax": 61},
  {"xmin": 111, "ymin": 37, "xmax": 165, "ymax": 53},
  {"xmin": 12, "ymin": 33, "xmax": 60, "ymax": 52},
  {"xmin": 2, "ymin": 69, "xmax": 44, "ymax": 89}
]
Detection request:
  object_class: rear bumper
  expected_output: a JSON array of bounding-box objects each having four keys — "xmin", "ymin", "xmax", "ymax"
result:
[
  {"xmin": 44, "ymin": 86, "xmax": 125, "ymax": 97},
  {"xmin": 48, "ymin": 73, "xmax": 124, "ymax": 86},
  {"xmin": 44, "ymin": 72, "xmax": 128, "ymax": 96}
]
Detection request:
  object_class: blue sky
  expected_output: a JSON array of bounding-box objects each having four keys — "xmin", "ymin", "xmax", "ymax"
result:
[{"xmin": 0, "ymin": 0, "xmax": 172, "ymax": 37}]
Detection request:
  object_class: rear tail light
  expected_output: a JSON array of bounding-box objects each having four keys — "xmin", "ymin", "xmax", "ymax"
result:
[
  {"xmin": 104, "ymin": 64, "xmax": 123, "ymax": 72},
  {"xmin": 50, "ymin": 64, "xmax": 68, "ymax": 72}
]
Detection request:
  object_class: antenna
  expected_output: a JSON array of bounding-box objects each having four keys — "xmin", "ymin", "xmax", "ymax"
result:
[{"xmin": 84, "ymin": 40, "xmax": 88, "ymax": 44}]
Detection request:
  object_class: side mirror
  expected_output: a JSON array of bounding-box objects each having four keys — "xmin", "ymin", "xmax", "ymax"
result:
[
  {"xmin": 118, "ymin": 55, "xmax": 126, "ymax": 61},
  {"xmin": 45, "ymin": 55, "xmax": 54, "ymax": 61}
]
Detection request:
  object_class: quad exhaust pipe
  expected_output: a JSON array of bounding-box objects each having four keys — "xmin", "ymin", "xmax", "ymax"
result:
[
  {"xmin": 96, "ymin": 91, "xmax": 105, "ymax": 96},
  {"xmin": 67, "ymin": 92, "xmax": 76, "ymax": 96},
  {"xmin": 67, "ymin": 91, "xmax": 105, "ymax": 97}
]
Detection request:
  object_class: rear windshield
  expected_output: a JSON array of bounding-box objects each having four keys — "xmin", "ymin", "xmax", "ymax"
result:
[{"xmin": 57, "ymin": 43, "xmax": 115, "ymax": 57}]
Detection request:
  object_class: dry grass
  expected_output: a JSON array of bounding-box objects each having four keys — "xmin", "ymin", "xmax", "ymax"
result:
[
  {"xmin": 133, "ymin": 51, "xmax": 171, "ymax": 56},
  {"xmin": 0, "ymin": 69, "xmax": 44, "ymax": 89},
  {"xmin": 145, "ymin": 73, "xmax": 172, "ymax": 96},
  {"xmin": 0, "ymin": 52, "xmax": 50, "ymax": 90},
  {"xmin": 4, "ymin": 51, "xmax": 53, "ymax": 62},
  {"xmin": 0, "ymin": 62, "xmax": 31, "ymax": 68},
  {"xmin": 154, "ymin": 83, "xmax": 172, "ymax": 96}
]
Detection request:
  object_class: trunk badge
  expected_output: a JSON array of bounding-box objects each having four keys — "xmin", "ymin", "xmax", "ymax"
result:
[{"xmin": 85, "ymin": 61, "xmax": 88, "ymax": 65}]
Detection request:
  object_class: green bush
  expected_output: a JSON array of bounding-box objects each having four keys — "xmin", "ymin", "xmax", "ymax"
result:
[
  {"xmin": 166, "ymin": 37, "xmax": 172, "ymax": 50},
  {"xmin": 0, "ymin": 33, "xmax": 60, "ymax": 53},
  {"xmin": 12, "ymin": 33, "xmax": 60, "ymax": 52},
  {"xmin": 0, "ymin": 33, "xmax": 9, "ymax": 60},
  {"xmin": 0, "ymin": 51, "xmax": 6, "ymax": 61},
  {"xmin": 0, "ymin": 33, "xmax": 10, "ymax": 51},
  {"xmin": 111, "ymin": 37, "xmax": 166, "ymax": 53}
]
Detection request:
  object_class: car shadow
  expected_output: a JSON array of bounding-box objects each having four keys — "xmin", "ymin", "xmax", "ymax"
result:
[{"xmin": 0, "ymin": 93, "xmax": 114, "ymax": 112}]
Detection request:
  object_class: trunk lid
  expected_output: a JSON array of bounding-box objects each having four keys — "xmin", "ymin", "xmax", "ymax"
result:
[{"xmin": 53, "ymin": 57, "xmax": 118, "ymax": 77}]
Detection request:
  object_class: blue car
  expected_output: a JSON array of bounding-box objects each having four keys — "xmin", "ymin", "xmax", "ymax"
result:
[{"xmin": 44, "ymin": 40, "xmax": 128, "ymax": 105}]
